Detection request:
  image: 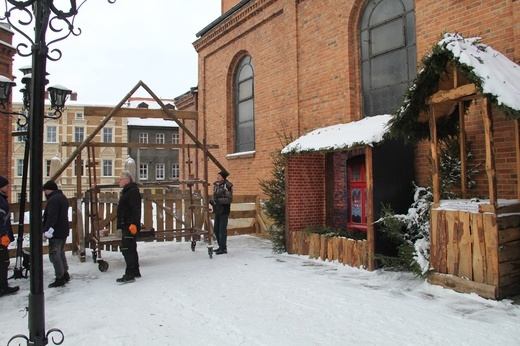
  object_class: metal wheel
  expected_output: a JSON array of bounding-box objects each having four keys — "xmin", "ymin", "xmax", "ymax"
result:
[{"xmin": 98, "ymin": 260, "xmax": 109, "ymax": 272}]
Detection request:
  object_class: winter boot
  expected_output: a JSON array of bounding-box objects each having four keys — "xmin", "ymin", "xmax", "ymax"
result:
[
  {"xmin": 48, "ymin": 277, "xmax": 66, "ymax": 288},
  {"xmin": 63, "ymin": 272, "xmax": 70, "ymax": 282},
  {"xmin": 116, "ymin": 274, "xmax": 135, "ymax": 283},
  {"xmin": 0, "ymin": 285, "xmax": 20, "ymax": 296}
]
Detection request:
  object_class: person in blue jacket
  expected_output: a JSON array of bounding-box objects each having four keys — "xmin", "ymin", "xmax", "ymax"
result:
[{"xmin": 0, "ymin": 176, "xmax": 19, "ymax": 296}]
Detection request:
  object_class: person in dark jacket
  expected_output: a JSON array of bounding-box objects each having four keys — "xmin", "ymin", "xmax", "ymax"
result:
[
  {"xmin": 116, "ymin": 170, "xmax": 141, "ymax": 283},
  {"xmin": 210, "ymin": 171, "xmax": 233, "ymax": 255},
  {"xmin": 43, "ymin": 180, "xmax": 71, "ymax": 288},
  {"xmin": 0, "ymin": 176, "xmax": 19, "ymax": 297}
]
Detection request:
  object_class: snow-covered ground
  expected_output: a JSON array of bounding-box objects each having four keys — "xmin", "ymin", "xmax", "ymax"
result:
[{"xmin": 2, "ymin": 235, "xmax": 519, "ymax": 345}]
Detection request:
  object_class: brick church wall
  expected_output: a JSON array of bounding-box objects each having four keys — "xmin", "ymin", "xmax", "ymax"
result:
[
  {"xmin": 197, "ymin": 0, "xmax": 520, "ymax": 201},
  {"xmin": 286, "ymin": 153, "xmax": 326, "ymax": 232},
  {"xmin": 0, "ymin": 25, "xmax": 15, "ymax": 188}
]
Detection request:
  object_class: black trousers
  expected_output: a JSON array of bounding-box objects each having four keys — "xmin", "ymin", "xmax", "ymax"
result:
[
  {"xmin": 214, "ymin": 213, "xmax": 229, "ymax": 250},
  {"xmin": 0, "ymin": 245, "xmax": 9, "ymax": 288},
  {"xmin": 121, "ymin": 230, "xmax": 139, "ymax": 276}
]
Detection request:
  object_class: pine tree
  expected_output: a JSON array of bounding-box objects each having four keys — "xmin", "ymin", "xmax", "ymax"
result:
[{"xmin": 259, "ymin": 129, "xmax": 293, "ymax": 253}]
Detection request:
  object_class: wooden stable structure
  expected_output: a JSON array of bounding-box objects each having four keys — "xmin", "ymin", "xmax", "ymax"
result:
[
  {"xmin": 284, "ymin": 118, "xmax": 414, "ymax": 272},
  {"xmin": 51, "ymin": 81, "xmax": 230, "ymax": 268},
  {"xmin": 388, "ymin": 35, "xmax": 520, "ymax": 300}
]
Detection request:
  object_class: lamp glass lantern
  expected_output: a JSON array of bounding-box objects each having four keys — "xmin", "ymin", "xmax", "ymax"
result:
[
  {"xmin": 0, "ymin": 75, "xmax": 16, "ymax": 106},
  {"xmin": 47, "ymin": 84, "xmax": 72, "ymax": 110}
]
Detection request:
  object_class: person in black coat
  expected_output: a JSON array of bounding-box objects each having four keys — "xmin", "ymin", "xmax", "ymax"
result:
[
  {"xmin": 43, "ymin": 180, "xmax": 70, "ymax": 288},
  {"xmin": 116, "ymin": 170, "xmax": 141, "ymax": 283},
  {"xmin": 0, "ymin": 176, "xmax": 19, "ymax": 297},
  {"xmin": 210, "ymin": 171, "xmax": 233, "ymax": 255}
]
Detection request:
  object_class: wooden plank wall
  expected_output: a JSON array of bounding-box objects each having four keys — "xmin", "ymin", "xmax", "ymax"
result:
[
  {"xmin": 429, "ymin": 207, "xmax": 520, "ymax": 299},
  {"xmin": 430, "ymin": 209, "xmax": 495, "ymax": 282},
  {"xmin": 289, "ymin": 231, "xmax": 369, "ymax": 269}
]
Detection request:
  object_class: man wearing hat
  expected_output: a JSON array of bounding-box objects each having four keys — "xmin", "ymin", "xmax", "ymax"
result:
[
  {"xmin": 43, "ymin": 180, "xmax": 70, "ymax": 288},
  {"xmin": 210, "ymin": 171, "xmax": 233, "ymax": 255},
  {"xmin": 0, "ymin": 175, "xmax": 19, "ymax": 296}
]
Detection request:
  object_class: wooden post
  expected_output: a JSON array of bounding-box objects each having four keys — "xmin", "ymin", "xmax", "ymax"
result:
[
  {"xmin": 429, "ymin": 109, "xmax": 440, "ymax": 203},
  {"xmin": 515, "ymin": 120, "xmax": 520, "ymax": 201},
  {"xmin": 459, "ymin": 102, "xmax": 467, "ymax": 198},
  {"xmin": 365, "ymin": 146, "xmax": 375, "ymax": 270},
  {"xmin": 482, "ymin": 98, "xmax": 498, "ymax": 209}
]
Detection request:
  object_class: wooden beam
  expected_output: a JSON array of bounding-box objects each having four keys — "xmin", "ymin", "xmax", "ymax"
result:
[
  {"xmin": 516, "ymin": 120, "xmax": 520, "ymax": 201},
  {"xmin": 482, "ymin": 98, "xmax": 498, "ymax": 208},
  {"xmin": 430, "ymin": 109, "xmax": 440, "ymax": 203},
  {"xmin": 365, "ymin": 146, "xmax": 375, "ymax": 270},
  {"xmin": 459, "ymin": 102, "xmax": 467, "ymax": 199},
  {"xmin": 427, "ymin": 272, "xmax": 497, "ymax": 300},
  {"xmin": 139, "ymin": 82, "xmax": 228, "ymax": 174},
  {"xmin": 84, "ymin": 107, "xmax": 198, "ymax": 120},
  {"xmin": 60, "ymin": 142, "xmax": 219, "ymax": 149},
  {"xmin": 428, "ymin": 83, "xmax": 477, "ymax": 105},
  {"xmin": 50, "ymin": 81, "xmax": 141, "ymax": 181}
]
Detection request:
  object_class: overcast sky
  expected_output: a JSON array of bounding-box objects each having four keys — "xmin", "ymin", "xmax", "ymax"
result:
[{"xmin": 8, "ymin": 0, "xmax": 221, "ymax": 105}]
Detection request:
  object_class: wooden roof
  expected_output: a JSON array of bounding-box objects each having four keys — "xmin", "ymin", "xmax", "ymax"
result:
[{"xmin": 388, "ymin": 34, "xmax": 520, "ymax": 142}]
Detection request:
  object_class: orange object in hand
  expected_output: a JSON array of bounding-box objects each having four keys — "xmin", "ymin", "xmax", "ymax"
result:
[
  {"xmin": 129, "ymin": 224, "xmax": 138, "ymax": 235},
  {"xmin": 1, "ymin": 235, "xmax": 10, "ymax": 247}
]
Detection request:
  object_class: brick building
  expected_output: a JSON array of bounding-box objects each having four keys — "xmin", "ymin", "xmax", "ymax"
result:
[
  {"xmin": 10, "ymin": 102, "xmax": 127, "ymax": 197},
  {"xmin": 0, "ymin": 23, "xmax": 15, "ymax": 188},
  {"xmin": 194, "ymin": 0, "xmax": 520, "ymax": 199}
]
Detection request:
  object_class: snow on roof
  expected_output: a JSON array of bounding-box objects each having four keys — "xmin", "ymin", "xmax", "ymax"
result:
[
  {"xmin": 281, "ymin": 114, "xmax": 391, "ymax": 154},
  {"xmin": 388, "ymin": 33, "xmax": 520, "ymax": 142},
  {"xmin": 127, "ymin": 117, "xmax": 179, "ymax": 128},
  {"xmin": 440, "ymin": 33, "xmax": 520, "ymax": 110},
  {"xmin": 433, "ymin": 198, "xmax": 519, "ymax": 213}
]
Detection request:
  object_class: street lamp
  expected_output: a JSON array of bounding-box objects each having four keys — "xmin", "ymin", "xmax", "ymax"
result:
[
  {"xmin": 1, "ymin": 66, "xmax": 72, "ymax": 284},
  {"xmin": 0, "ymin": 1, "xmax": 115, "ymax": 345}
]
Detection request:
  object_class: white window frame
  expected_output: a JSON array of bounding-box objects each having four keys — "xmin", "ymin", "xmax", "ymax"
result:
[
  {"xmin": 16, "ymin": 159, "xmax": 24, "ymax": 177},
  {"xmin": 172, "ymin": 163, "xmax": 179, "ymax": 179},
  {"xmin": 102, "ymin": 128, "xmax": 113, "ymax": 143},
  {"xmin": 139, "ymin": 133, "xmax": 148, "ymax": 144},
  {"xmin": 102, "ymin": 159, "xmax": 113, "ymax": 177},
  {"xmin": 172, "ymin": 133, "xmax": 179, "ymax": 144},
  {"xmin": 156, "ymin": 133, "xmax": 165, "ymax": 144},
  {"xmin": 74, "ymin": 159, "xmax": 84, "ymax": 177},
  {"xmin": 139, "ymin": 163, "xmax": 148, "ymax": 180},
  {"xmin": 74, "ymin": 126, "xmax": 85, "ymax": 142},
  {"xmin": 45, "ymin": 160, "xmax": 51, "ymax": 177},
  {"xmin": 156, "ymin": 163, "xmax": 165, "ymax": 180},
  {"xmin": 17, "ymin": 124, "xmax": 27, "ymax": 142},
  {"xmin": 46, "ymin": 126, "xmax": 57, "ymax": 143}
]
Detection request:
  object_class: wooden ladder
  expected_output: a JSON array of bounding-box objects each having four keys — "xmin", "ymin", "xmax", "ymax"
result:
[{"xmin": 86, "ymin": 144, "xmax": 102, "ymax": 260}]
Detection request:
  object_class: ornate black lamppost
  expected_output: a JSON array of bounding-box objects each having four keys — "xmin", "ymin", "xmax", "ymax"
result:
[
  {"xmin": 1, "ymin": 68, "xmax": 72, "ymax": 282},
  {"xmin": 0, "ymin": 1, "xmax": 114, "ymax": 345}
]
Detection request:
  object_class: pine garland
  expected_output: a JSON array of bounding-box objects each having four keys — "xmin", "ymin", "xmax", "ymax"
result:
[{"xmin": 388, "ymin": 33, "xmax": 520, "ymax": 143}]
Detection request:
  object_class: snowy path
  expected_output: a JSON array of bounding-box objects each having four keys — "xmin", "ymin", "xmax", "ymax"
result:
[{"xmin": 2, "ymin": 235, "xmax": 519, "ymax": 345}]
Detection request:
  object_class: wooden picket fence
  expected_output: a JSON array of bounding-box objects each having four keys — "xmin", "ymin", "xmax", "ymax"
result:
[
  {"xmin": 77, "ymin": 190, "xmax": 268, "ymax": 257},
  {"xmin": 289, "ymin": 231, "xmax": 369, "ymax": 268}
]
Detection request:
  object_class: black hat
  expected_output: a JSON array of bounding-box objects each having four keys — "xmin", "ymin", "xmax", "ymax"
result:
[
  {"xmin": 0, "ymin": 175, "xmax": 8, "ymax": 188},
  {"xmin": 43, "ymin": 180, "xmax": 58, "ymax": 191},
  {"xmin": 218, "ymin": 171, "xmax": 229, "ymax": 179}
]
